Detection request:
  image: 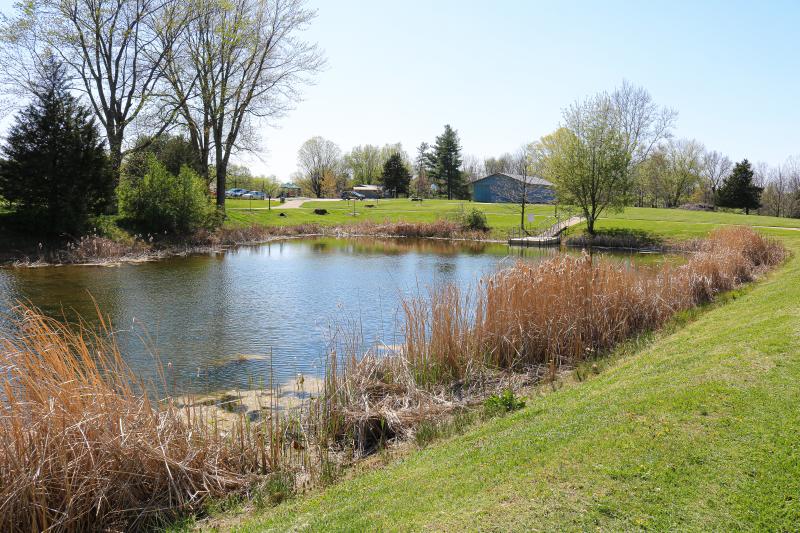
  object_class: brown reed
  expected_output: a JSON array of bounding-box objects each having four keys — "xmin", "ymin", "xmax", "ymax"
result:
[
  {"xmin": 0, "ymin": 306, "xmax": 265, "ymax": 532},
  {"xmin": 400, "ymin": 226, "xmax": 786, "ymax": 382}
]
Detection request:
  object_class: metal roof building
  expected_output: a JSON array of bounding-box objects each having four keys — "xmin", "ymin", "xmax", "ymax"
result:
[{"xmin": 470, "ymin": 173, "xmax": 555, "ymax": 204}]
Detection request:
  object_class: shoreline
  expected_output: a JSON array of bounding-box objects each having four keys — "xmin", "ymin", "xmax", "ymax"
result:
[{"xmin": 1, "ymin": 222, "xmax": 684, "ymax": 268}]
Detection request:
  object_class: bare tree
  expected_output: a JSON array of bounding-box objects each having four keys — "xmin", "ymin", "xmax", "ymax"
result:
[
  {"xmin": 701, "ymin": 150, "xmax": 732, "ymax": 204},
  {"xmin": 662, "ymin": 139, "xmax": 704, "ymax": 207},
  {"xmin": 483, "ymin": 153, "xmax": 514, "ymax": 175},
  {"xmin": 297, "ymin": 136, "xmax": 341, "ymax": 198},
  {"xmin": 487, "ymin": 146, "xmax": 537, "ymax": 230},
  {"xmin": 785, "ymin": 157, "xmax": 800, "ymax": 218},
  {"xmin": 611, "ymin": 80, "xmax": 677, "ymax": 172},
  {"xmin": 0, "ymin": 0, "xmax": 192, "ymax": 181},
  {"xmin": 460, "ymin": 154, "xmax": 485, "ymax": 184},
  {"xmin": 163, "ymin": 0, "xmax": 323, "ymax": 208}
]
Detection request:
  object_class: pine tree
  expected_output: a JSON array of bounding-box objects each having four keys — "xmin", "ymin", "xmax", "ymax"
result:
[
  {"xmin": 429, "ymin": 125, "xmax": 465, "ymax": 199},
  {"xmin": 380, "ymin": 153, "xmax": 411, "ymax": 197},
  {"xmin": 0, "ymin": 57, "xmax": 111, "ymax": 234},
  {"xmin": 716, "ymin": 159, "xmax": 761, "ymax": 215}
]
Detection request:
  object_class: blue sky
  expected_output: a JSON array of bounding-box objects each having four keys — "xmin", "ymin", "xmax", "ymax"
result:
[{"xmin": 1, "ymin": 0, "xmax": 798, "ymax": 178}]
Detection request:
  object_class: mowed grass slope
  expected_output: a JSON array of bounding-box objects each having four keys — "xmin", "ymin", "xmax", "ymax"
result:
[{"xmin": 230, "ymin": 228, "xmax": 800, "ymax": 531}]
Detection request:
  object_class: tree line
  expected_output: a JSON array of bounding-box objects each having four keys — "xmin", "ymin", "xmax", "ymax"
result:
[
  {"xmin": 481, "ymin": 82, "xmax": 798, "ymax": 233},
  {"xmin": 293, "ymin": 124, "xmax": 468, "ymax": 199},
  {"xmin": 0, "ymin": 0, "xmax": 322, "ymax": 235}
]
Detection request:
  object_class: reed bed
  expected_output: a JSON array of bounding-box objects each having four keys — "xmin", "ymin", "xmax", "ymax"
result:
[
  {"xmin": 401, "ymin": 226, "xmax": 786, "ymax": 381},
  {"xmin": 0, "ymin": 307, "xmax": 273, "ymax": 532},
  {"xmin": 280, "ymin": 227, "xmax": 786, "ymax": 460}
]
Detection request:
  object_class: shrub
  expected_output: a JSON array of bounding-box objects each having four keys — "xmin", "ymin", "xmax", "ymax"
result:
[
  {"xmin": 118, "ymin": 156, "xmax": 217, "ymax": 234},
  {"xmin": 460, "ymin": 207, "xmax": 489, "ymax": 232},
  {"xmin": 484, "ymin": 390, "xmax": 526, "ymax": 415}
]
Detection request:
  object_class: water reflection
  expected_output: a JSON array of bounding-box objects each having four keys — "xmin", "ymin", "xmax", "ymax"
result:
[{"xmin": 0, "ymin": 237, "xmax": 669, "ymax": 393}]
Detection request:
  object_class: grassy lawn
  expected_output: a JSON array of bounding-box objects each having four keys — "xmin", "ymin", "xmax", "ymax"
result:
[
  {"xmin": 223, "ymin": 198, "xmax": 558, "ymax": 238},
  {"xmin": 223, "ymin": 198, "xmax": 800, "ymax": 242},
  {"xmin": 597, "ymin": 206, "xmax": 800, "ymax": 240},
  {"xmin": 212, "ymin": 217, "xmax": 800, "ymax": 531}
]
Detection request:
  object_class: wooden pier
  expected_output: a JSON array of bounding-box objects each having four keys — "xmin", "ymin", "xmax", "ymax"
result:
[{"xmin": 508, "ymin": 216, "xmax": 584, "ymax": 247}]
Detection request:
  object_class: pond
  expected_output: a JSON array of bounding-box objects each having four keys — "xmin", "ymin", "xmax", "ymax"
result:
[{"xmin": 0, "ymin": 238, "xmax": 669, "ymax": 393}]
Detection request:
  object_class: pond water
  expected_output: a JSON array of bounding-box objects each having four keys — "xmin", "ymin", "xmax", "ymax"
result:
[{"xmin": 0, "ymin": 238, "xmax": 668, "ymax": 393}]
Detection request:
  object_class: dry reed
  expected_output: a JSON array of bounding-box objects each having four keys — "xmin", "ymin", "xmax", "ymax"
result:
[
  {"xmin": 0, "ymin": 306, "xmax": 268, "ymax": 531},
  {"xmin": 300, "ymin": 227, "xmax": 786, "ymax": 458},
  {"xmin": 401, "ymin": 226, "xmax": 786, "ymax": 381}
]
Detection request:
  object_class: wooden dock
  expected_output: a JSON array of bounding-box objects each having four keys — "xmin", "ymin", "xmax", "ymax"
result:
[{"xmin": 508, "ymin": 216, "xmax": 584, "ymax": 247}]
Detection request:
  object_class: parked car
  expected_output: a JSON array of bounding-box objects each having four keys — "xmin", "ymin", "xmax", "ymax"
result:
[
  {"xmin": 341, "ymin": 191, "xmax": 365, "ymax": 200},
  {"xmin": 226, "ymin": 188, "xmax": 247, "ymax": 198},
  {"xmin": 241, "ymin": 191, "xmax": 266, "ymax": 200}
]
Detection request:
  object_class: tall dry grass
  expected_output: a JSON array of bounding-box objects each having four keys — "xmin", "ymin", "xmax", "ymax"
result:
[
  {"xmin": 401, "ymin": 226, "xmax": 786, "ymax": 382},
  {"xmin": 296, "ymin": 227, "xmax": 786, "ymax": 457},
  {"xmin": 0, "ymin": 307, "xmax": 271, "ymax": 531}
]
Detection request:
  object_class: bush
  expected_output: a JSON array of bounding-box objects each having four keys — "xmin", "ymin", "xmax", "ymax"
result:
[
  {"xmin": 118, "ymin": 156, "xmax": 217, "ymax": 235},
  {"xmin": 484, "ymin": 390, "xmax": 526, "ymax": 416},
  {"xmin": 460, "ymin": 207, "xmax": 489, "ymax": 232}
]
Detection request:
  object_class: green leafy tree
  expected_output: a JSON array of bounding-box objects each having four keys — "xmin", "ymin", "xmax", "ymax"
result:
[
  {"xmin": 0, "ymin": 58, "xmax": 111, "ymax": 235},
  {"xmin": 430, "ymin": 125, "xmax": 465, "ymax": 199},
  {"xmin": 118, "ymin": 156, "xmax": 216, "ymax": 234},
  {"xmin": 536, "ymin": 93, "xmax": 631, "ymax": 235},
  {"xmin": 123, "ymin": 134, "xmax": 204, "ymax": 183},
  {"xmin": 381, "ymin": 153, "xmax": 411, "ymax": 196},
  {"xmin": 717, "ymin": 159, "xmax": 762, "ymax": 214}
]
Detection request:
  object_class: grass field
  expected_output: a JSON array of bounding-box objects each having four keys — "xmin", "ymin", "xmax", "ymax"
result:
[
  {"xmin": 224, "ymin": 198, "xmax": 800, "ymax": 241},
  {"xmin": 224, "ymin": 198, "xmax": 558, "ymax": 237},
  {"xmin": 196, "ymin": 210, "xmax": 800, "ymax": 532}
]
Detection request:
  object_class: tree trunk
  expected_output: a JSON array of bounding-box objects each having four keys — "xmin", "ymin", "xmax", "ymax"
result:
[
  {"xmin": 215, "ymin": 140, "xmax": 226, "ymax": 210},
  {"xmin": 107, "ymin": 133, "xmax": 124, "ymax": 186}
]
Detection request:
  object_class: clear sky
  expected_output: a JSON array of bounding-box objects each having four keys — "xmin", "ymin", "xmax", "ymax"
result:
[{"xmin": 1, "ymin": 0, "xmax": 799, "ymax": 179}]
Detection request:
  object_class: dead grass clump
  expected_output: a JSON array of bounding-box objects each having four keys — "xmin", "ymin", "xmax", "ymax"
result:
[
  {"xmin": 316, "ymin": 349, "xmax": 526, "ymax": 455},
  {"xmin": 401, "ymin": 226, "xmax": 786, "ymax": 380},
  {"xmin": 0, "ymin": 306, "xmax": 264, "ymax": 532}
]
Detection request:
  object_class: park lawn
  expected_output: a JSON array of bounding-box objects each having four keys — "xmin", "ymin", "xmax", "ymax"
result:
[
  {"xmin": 224, "ymin": 198, "xmax": 558, "ymax": 238},
  {"xmin": 221, "ymin": 224, "xmax": 800, "ymax": 532},
  {"xmin": 223, "ymin": 199, "xmax": 800, "ymax": 242},
  {"xmin": 603, "ymin": 206, "xmax": 800, "ymax": 229}
]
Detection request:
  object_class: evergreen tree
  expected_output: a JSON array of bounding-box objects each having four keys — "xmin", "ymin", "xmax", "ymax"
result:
[
  {"xmin": 381, "ymin": 153, "xmax": 411, "ymax": 196},
  {"xmin": 0, "ymin": 58, "xmax": 111, "ymax": 234},
  {"xmin": 717, "ymin": 159, "xmax": 762, "ymax": 214},
  {"xmin": 429, "ymin": 125, "xmax": 465, "ymax": 199}
]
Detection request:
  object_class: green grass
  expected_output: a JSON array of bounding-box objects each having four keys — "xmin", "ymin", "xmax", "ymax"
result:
[
  {"xmin": 214, "ymin": 220, "xmax": 800, "ymax": 531},
  {"xmin": 223, "ymin": 198, "xmax": 558, "ymax": 238},
  {"xmin": 223, "ymin": 199, "xmax": 800, "ymax": 242},
  {"xmin": 596, "ymin": 206, "xmax": 800, "ymax": 240}
]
